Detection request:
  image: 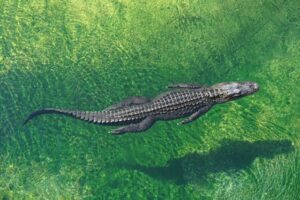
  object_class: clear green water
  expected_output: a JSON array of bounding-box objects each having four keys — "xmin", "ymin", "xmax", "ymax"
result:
[{"xmin": 1, "ymin": 0, "xmax": 300, "ymax": 199}]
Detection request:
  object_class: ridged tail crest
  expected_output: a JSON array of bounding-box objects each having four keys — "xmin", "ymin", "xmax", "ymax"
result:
[{"xmin": 23, "ymin": 108, "xmax": 103, "ymax": 125}]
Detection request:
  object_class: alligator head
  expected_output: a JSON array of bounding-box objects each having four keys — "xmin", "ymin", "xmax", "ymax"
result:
[{"xmin": 213, "ymin": 82, "xmax": 259, "ymax": 103}]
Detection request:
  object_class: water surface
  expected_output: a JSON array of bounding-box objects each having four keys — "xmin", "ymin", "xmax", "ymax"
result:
[{"xmin": 0, "ymin": 0, "xmax": 299, "ymax": 199}]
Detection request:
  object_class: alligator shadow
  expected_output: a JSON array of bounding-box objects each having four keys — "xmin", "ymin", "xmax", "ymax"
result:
[{"xmin": 119, "ymin": 139, "xmax": 294, "ymax": 185}]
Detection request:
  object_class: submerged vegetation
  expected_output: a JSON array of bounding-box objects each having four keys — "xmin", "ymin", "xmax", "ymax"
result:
[{"xmin": 0, "ymin": 0, "xmax": 299, "ymax": 199}]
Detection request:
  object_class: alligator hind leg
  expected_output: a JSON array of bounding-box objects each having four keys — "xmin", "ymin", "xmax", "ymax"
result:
[
  {"xmin": 110, "ymin": 117, "xmax": 156, "ymax": 135},
  {"xmin": 167, "ymin": 83, "xmax": 207, "ymax": 89},
  {"xmin": 104, "ymin": 96, "xmax": 151, "ymax": 111},
  {"xmin": 178, "ymin": 105, "xmax": 212, "ymax": 125}
]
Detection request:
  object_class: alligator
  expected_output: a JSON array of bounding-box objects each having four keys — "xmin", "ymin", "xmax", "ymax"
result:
[{"xmin": 24, "ymin": 82, "xmax": 259, "ymax": 135}]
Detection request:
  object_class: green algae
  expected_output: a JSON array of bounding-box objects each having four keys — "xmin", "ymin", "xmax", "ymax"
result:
[{"xmin": 0, "ymin": 0, "xmax": 300, "ymax": 199}]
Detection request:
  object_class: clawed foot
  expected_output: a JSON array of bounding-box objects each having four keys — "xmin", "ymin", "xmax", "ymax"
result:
[
  {"xmin": 109, "ymin": 127, "xmax": 126, "ymax": 135},
  {"xmin": 177, "ymin": 120, "xmax": 187, "ymax": 125}
]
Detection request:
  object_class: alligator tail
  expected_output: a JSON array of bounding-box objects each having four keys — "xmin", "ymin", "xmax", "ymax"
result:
[{"xmin": 23, "ymin": 108, "xmax": 103, "ymax": 125}]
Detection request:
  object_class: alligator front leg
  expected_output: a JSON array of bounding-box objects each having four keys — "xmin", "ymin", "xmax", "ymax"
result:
[
  {"xmin": 110, "ymin": 117, "xmax": 156, "ymax": 135},
  {"xmin": 104, "ymin": 96, "xmax": 151, "ymax": 111},
  {"xmin": 167, "ymin": 83, "xmax": 207, "ymax": 89},
  {"xmin": 178, "ymin": 105, "xmax": 212, "ymax": 125}
]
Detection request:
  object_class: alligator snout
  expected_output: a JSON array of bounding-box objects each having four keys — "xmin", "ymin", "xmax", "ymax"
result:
[
  {"xmin": 243, "ymin": 82, "xmax": 259, "ymax": 94},
  {"xmin": 251, "ymin": 82, "xmax": 259, "ymax": 92}
]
